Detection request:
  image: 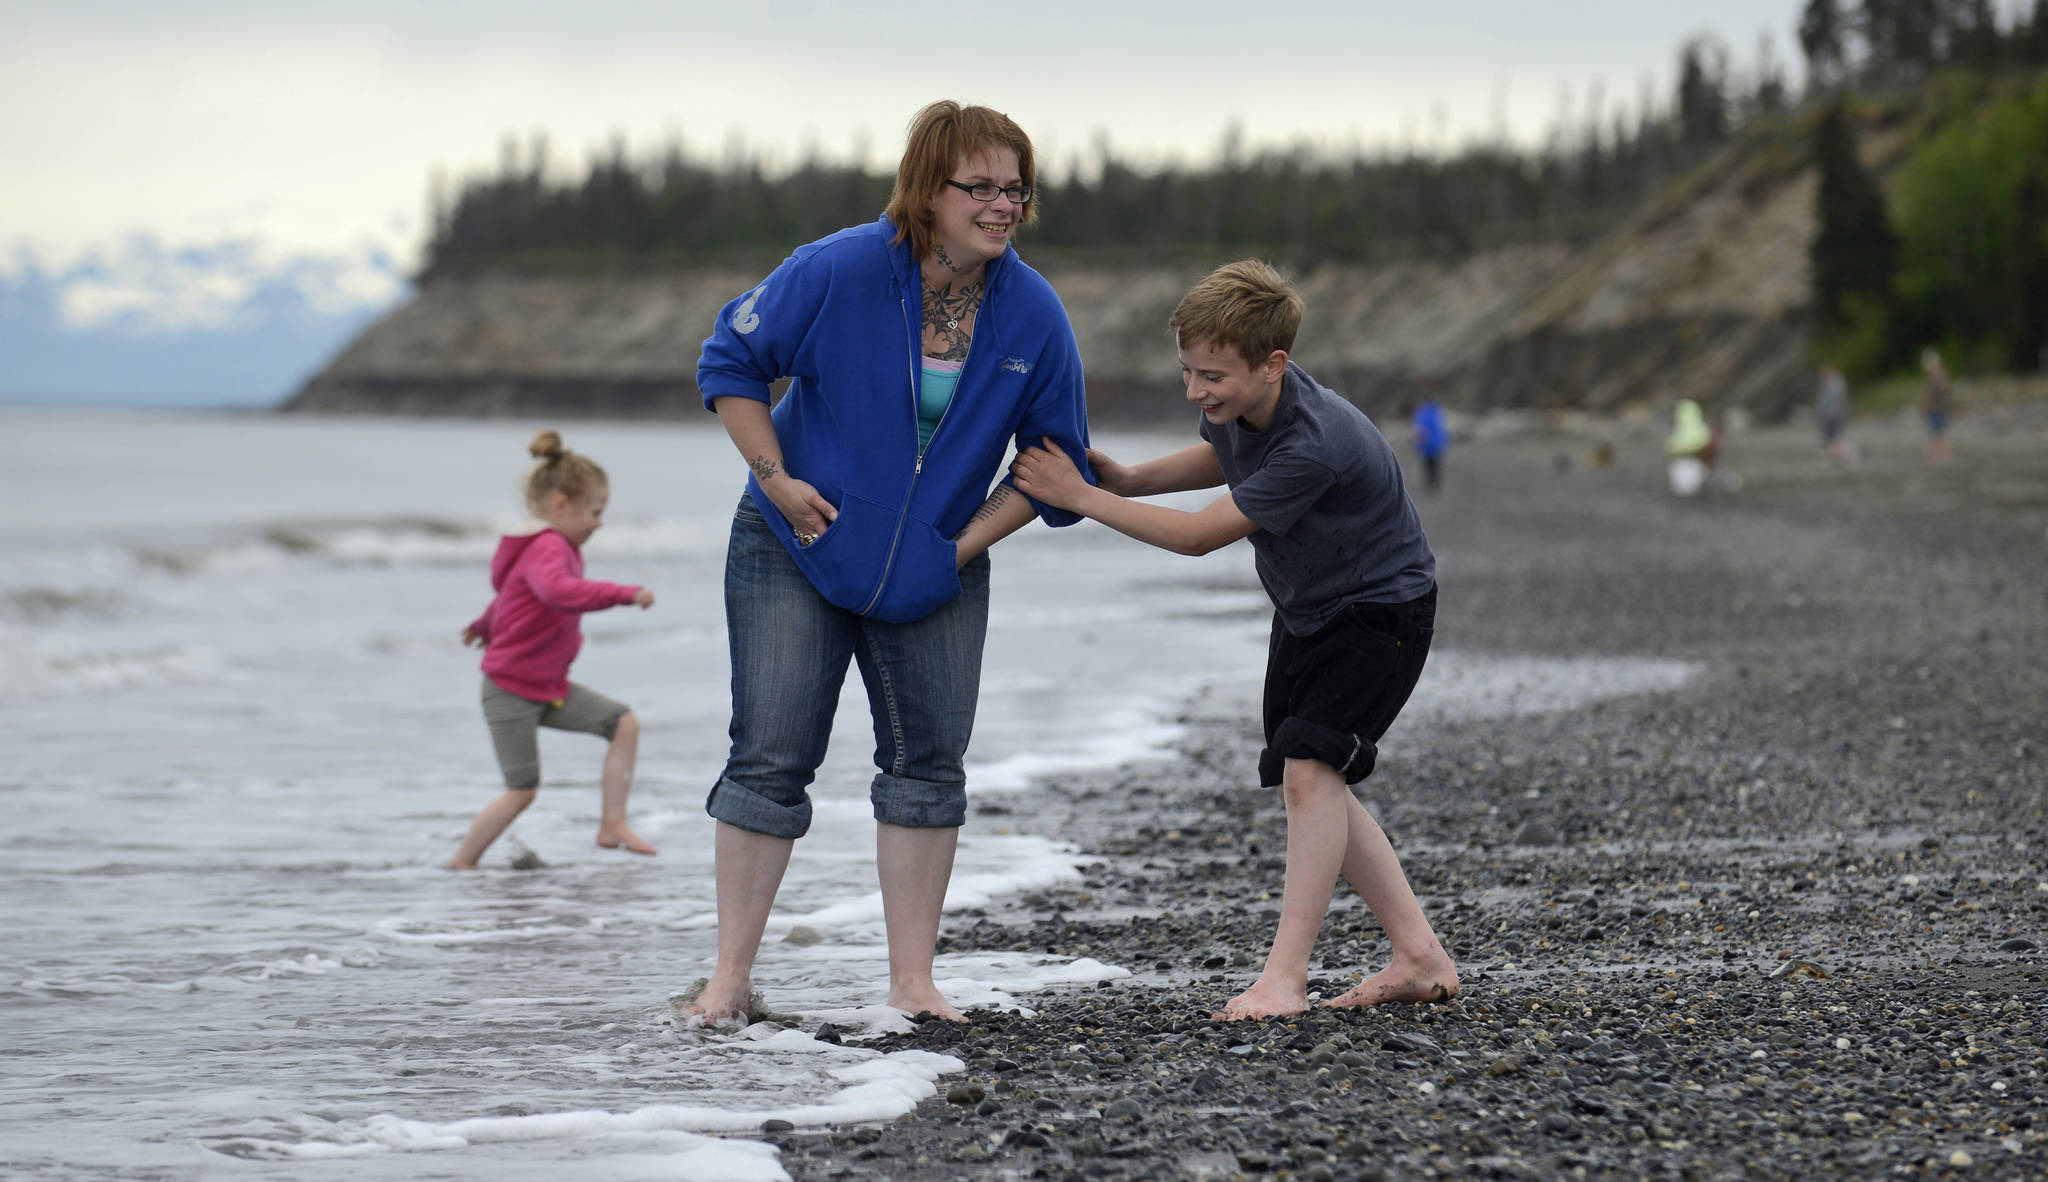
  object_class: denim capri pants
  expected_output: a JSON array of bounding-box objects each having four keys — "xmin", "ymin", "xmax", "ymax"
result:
[{"xmin": 707, "ymin": 494, "xmax": 992, "ymax": 839}]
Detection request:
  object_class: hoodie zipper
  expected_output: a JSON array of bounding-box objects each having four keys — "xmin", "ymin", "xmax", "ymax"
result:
[{"xmin": 858, "ymin": 264, "xmax": 989, "ymax": 616}]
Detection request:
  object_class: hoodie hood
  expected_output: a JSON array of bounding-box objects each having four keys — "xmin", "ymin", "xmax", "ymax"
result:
[{"xmin": 489, "ymin": 530, "xmax": 556, "ymax": 591}]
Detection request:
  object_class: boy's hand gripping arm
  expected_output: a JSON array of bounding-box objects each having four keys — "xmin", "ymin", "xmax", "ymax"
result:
[
  {"xmin": 713, "ymin": 396, "xmax": 838, "ymax": 540},
  {"xmin": 1013, "ymin": 439, "xmax": 1257, "ymax": 557}
]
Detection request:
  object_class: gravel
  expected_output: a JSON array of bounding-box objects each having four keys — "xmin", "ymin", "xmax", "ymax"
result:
[{"xmin": 769, "ymin": 412, "xmax": 2048, "ymax": 1181}]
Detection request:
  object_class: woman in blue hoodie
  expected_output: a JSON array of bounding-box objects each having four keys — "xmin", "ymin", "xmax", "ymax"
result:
[{"xmin": 684, "ymin": 102, "xmax": 1094, "ymax": 1023}]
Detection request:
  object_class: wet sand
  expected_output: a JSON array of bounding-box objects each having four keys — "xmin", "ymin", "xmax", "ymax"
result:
[{"xmin": 775, "ymin": 408, "xmax": 2048, "ymax": 1180}]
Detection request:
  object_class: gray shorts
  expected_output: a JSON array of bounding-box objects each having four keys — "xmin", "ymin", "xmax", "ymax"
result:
[{"xmin": 480, "ymin": 677, "xmax": 630, "ymax": 790}]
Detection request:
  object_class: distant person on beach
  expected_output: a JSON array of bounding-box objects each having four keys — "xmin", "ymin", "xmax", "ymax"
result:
[
  {"xmin": 1408, "ymin": 396, "xmax": 1448, "ymax": 493},
  {"xmin": 1816, "ymin": 363, "xmax": 1851, "ymax": 462},
  {"xmin": 683, "ymin": 101, "xmax": 1093, "ymax": 1024},
  {"xmin": 1665, "ymin": 398, "xmax": 1719, "ymax": 496},
  {"xmin": 1011, "ymin": 260, "xmax": 1456, "ymax": 1021},
  {"xmin": 1920, "ymin": 348, "xmax": 1954, "ymax": 464},
  {"xmin": 451, "ymin": 430, "xmax": 658, "ymax": 870}
]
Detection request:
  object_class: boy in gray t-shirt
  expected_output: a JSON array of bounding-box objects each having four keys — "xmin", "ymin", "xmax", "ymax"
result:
[{"xmin": 1012, "ymin": 259, "xmax": 1455, "ymax": 1023}]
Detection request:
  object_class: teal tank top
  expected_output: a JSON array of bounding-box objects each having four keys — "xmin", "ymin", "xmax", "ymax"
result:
[{"xmin": 918, "ymin": 358, "xmax": 963, "ymax": 450}]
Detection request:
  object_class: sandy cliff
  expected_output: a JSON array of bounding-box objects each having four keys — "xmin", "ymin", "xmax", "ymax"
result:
[{"xmin": 286, "ymin": 116, "xmax": 1858, "ymax": 423}]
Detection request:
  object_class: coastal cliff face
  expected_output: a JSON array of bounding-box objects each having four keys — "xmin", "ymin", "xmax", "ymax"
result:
[{"xmin": 285, "ymin": 121, "xmax": 1844, "ymax": 423}]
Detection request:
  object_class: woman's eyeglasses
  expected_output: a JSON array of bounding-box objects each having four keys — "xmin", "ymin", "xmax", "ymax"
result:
[{"xmin": 944, "ymin": 179, "xmax": 1033, "ymax": 204}]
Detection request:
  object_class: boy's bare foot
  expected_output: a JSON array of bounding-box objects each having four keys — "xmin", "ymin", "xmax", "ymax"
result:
[
  {"xmin": 1323, "ymin": 955, "xmax": 1460, "ymax": 1009},
  {"xmin": 446, "ymin": 859, "xmax": 478, "ymax": 871},
  {"xmin": 596, "ymin": 825, "xmax": 656, "ymax": 855},
  {"xmin": 889, "ymin": 986, "xmax": 966, "ymax": 1023},
  {"xmin": 1213, "ymin": 978, "xmax": 1311, "ymax": 1021}
]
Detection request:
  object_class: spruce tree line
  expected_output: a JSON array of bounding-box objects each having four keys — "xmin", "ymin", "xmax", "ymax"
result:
[{"xmin": 422, "ymin": 34, "xmax": 1777, "ymax": 273}]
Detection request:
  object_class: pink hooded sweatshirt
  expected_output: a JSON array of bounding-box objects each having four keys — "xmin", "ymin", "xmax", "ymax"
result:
[{"xmin": 467, "ymin": 529, "xmax": 641, "ymax": 702}]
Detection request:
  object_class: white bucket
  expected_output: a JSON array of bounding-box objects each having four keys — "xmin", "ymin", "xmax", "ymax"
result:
[{"xmin": 1668, "ymin": 457, "xmax": 1707, "ymax": 497}]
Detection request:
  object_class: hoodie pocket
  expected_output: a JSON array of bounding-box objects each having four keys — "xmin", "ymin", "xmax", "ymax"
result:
[
  {"xmin": 867, "ymin": 503, "xmax": 962, "ymax": 623},
  {"xmin": 785, "ymin": 493, "xmax": 960, "ymax": 621}
]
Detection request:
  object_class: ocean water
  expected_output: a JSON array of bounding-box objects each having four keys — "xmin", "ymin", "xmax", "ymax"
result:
[{"xmin": 0, "ymin": 407, "xmax": 1699, "ymax": 1180}]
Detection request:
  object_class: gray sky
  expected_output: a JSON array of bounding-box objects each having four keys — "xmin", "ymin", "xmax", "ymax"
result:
[{"xmin": 2, "ymin": 0, "xmax": 1814, "ymax": 332}]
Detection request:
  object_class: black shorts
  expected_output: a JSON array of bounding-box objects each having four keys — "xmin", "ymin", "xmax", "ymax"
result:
[{"xmin": 1259, "ymin": 586, "xmax": 1436, "ymax": 787}]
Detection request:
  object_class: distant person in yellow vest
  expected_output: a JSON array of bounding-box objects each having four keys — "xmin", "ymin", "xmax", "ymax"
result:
[{"xmin": 1665, "ymin": 398, "xmax": 1718, "ymax": 496}]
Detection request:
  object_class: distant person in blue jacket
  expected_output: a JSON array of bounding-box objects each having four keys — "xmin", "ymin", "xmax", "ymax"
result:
[
  {"xmin": 1409, "ymin": 396, "xmax": 1449, "ymax": 493},
  {"xmin": 683, "ymin": 101, "xmax": 1094, "ymax": 1025}
]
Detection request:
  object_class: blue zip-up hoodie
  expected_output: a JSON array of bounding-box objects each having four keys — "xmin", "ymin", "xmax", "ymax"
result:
[{"xmin": 698, "ymin": 215, "xmax": 1094, "ymax": 623}]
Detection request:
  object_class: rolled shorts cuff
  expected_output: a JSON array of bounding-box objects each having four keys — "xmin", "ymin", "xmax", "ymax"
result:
[
  {"xmin": 869, "ymin": 772, "xmax": 967, "ymax": 830},
  {"xmin": 705, "ymin": 775, "xmax": 814, "ymax": 840},
  {"xmin": 1260, "ymin": 717, "xmax": 1379, "ymax": 787}
]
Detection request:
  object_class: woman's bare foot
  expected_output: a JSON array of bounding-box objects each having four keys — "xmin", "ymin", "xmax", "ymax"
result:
[
  {"xmin": 596, "ymin": 825, "xmax": 656, "ymax": 855},
  {"xmin": 888, "ymin": 985, "xmax": 965, "ymax": 1023},
  {"xmin": 674, "ymin": 975, "xmax": 756, "ymax": 1024},
  {"xmin": 1323, "ymin": 953, "xmax": 1460, "ymax": 1009},
  {"xmin": 1213, "ymin": 977, "xmax": 1311, "ymax": 1021}
]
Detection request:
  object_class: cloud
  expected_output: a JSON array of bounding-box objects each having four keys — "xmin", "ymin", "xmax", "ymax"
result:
[
  {"xmin": 0, "ymin": 234, "xmax": 404, "ymax": 405},
  {"xmin": 5, "ymin": 235, "xmax": 404, "ymax": 337}
]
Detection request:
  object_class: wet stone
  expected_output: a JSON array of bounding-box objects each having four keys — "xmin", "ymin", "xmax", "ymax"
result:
[
  {"xmin": 1381, "ymin": 1031, "xmax": 1441, "ymax": 1055},
  {"xmin": 1105, "ymin": 1097, "xmax": 1145, "ymax": 1122}
]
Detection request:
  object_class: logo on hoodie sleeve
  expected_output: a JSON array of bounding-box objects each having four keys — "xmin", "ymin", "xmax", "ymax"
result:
[{"xmin": 734, "ymin": 283, "xmax": 768, "ymax": 335}]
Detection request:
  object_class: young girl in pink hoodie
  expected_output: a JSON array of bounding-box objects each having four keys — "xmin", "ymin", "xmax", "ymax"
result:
[{"xmin": 450, "ymin": 431, "xmax": 658, "ymax": 869}]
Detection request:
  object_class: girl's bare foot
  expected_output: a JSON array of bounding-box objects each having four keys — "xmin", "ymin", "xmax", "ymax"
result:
[
  {"xmin": 1323, "ymin": 953, "xmax": 1460, "ymax": 1009},
  {"xmin": 889, "ymin": 985, "xmax": 965, "ymax": 1023},
  {"xmin": 1214, "ymin": 977, "xmax": 1311, "ymax": 1021},
  {"xmin": 596, "ymin": 825, "xmax": 656, "ymax": 855}
]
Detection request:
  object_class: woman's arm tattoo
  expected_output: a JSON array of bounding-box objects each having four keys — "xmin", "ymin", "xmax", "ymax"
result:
[
  {"xmin": 961, "ymin": 484, "xmax": 1015, "ymax": 531},
  {"xmin": 748, "ymin": 454, "xmax": 781, "ymax": 482}
]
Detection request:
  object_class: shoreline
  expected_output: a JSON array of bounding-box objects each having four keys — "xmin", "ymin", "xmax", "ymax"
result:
[{"xmin": 774, "ymin": 416, "xmax": 2046, "ymax": 1180}]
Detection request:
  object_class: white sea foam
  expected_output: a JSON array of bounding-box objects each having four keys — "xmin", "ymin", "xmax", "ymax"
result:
[
  {"xmin": 223, "ymin": 1044, "xmax": 959, "ymax": 1173},
  {"xmin": 971, "ymin": 709, "xmax": 1187, "ymax": 791},
  {"xmin": 0, "ymin": 629, "xmax": 221, "ymax": 703}
]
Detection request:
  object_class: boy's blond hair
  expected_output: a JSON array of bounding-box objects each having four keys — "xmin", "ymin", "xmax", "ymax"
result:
[{"xmin": 1169, "ymin": 259, "xmax": 1302, "ymax": 371}]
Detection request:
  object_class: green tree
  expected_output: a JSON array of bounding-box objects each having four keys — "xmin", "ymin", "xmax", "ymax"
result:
[
  {"xmin": 1862, "ymin": 0, "xmax": 1941, "ymax": 73},
  {"xmin": 1800, "ymin": 0, "xmax": 1850, "ymax": 89},
  {"xmin": 1891, "ymin": 79, "xmax": 2048, "ymax": 369},
  {"xmin": 1676, "ymin": 35, "xmax": 1731, "ymax": 144},
  {"xmin": 1809, "ymin": 102, "xmax": 1901, "ymax": 368}
]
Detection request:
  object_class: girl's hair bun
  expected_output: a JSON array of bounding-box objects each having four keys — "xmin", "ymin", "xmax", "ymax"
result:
[
  {"xmin": 520, "ymin": 429, "xmax": 607, "ymax": 515},
  {"xmin": 528, "ymin": 429, "xmax": 566, "ymax": 461}
]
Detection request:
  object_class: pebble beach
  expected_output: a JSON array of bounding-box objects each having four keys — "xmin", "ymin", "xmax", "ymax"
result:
[{"xmin": 769, "ymin": 406, "xmax": 2048, "ymax": 1181}]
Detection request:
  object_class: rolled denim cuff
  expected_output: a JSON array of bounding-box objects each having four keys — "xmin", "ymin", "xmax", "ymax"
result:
[
  {"xmin": 705, "ymin": 775, "xmax": 813, "ymax": 840},
  {"xmin": 869, "ymin": 772, "xmax": 967, "ymax": 829},
  {"xmin": 1260, "ymin": 717, "xmax": 1379, "ymax": 787}
]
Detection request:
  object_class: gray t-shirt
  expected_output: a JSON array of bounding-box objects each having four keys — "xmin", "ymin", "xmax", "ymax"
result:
[{"xmin": 1201, "ymin": 363, "xmax": 1435, "ymax": 635}]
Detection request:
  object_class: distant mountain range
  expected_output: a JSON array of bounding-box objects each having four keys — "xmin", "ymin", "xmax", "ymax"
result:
[{"xmin": 0, "ymin": 235, "xmax": 404, "ymax": 408}]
